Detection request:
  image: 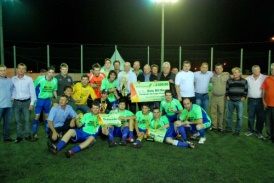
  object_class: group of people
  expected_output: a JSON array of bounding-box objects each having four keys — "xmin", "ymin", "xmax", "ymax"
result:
[{"xmin": 0, "ymin": 58, "xmax": 273, "ymax": 158}]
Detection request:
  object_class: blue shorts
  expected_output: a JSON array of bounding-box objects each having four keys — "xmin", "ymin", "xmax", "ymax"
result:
[
  {"xmin": 71, "ymin": 129, "xmax": 97, "ymax": 144},
  {"xmin": 133, "ymin": 128, "xmax": 147, "ymax": 136},
  {"xmin": 185, "ymin": 123, "xmax": 210, "ymax": 131},
  {"xmin": 113, "ymin": 126, "xmax": 122, "ymax": 137},
  {"xmin": 35, "ymin": 98, "xmax": 51, "ymax": 115},
  {"xmin": 164, "ymin": 124, "xmax": 178, "ymax": 141},
  {"xmin": 165, "ymin": 114, "xmax": 178, "ymax": 123}
]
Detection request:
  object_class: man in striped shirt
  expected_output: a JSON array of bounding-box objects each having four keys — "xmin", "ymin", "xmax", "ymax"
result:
[{"xmin": 223, "ymin": 67, "xmax": 248, "ymax": 136}]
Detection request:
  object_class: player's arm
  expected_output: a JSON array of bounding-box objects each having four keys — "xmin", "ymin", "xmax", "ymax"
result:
[
  {"xmin": 53, "ymin": 90, "xmax": 57, "ymax": 98},
  {"xmin": 121, "ymin": 115, "xmax": 136, "ymax": 121},
  {"xmin": 175, "ymin": 84, "xmax": 181, "ymax": 101},
  {"xmin": 47, "ymin": 120, "xmax": 59, "ymax": 140},
  {"xmin": 262, "ymin": 89, "xmax": 267, "ymax": 110},
  {"xmin": 157, "ymin": 124, "xmax": 170, "ymax": 131},
  {"xmin": 185, "ymin": 118, "xmax": 203, "ymax": 125}
]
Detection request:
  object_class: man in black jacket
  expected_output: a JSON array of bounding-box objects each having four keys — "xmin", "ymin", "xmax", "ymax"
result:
[{"xmin": 137, "ymin": 64, "xmax": 158, "ymax": 111}]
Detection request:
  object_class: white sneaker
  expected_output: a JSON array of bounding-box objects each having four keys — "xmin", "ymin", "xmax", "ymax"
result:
[
  {"xmin": 198, "ymin": 137, "xmax": 206, "ymax": 144},
  {"xmin": 190, "ymin": 132, "xmax": 200, "ymax": 139}
]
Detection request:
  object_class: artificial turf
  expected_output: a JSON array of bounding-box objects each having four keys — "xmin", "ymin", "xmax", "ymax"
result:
[{"xmin": 1, "ymin": 95, "xmax": 274, "ymax": 183}]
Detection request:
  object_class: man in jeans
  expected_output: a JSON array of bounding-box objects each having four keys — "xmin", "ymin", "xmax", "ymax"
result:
[
  {"xmin": 245, "ymin": 65, "xmax": 266, "ymax": 139},
  {"xmin": 0, "ymin": 65, "xmax": 14, "ymax": 142},
  {"xmin": 223, "ymin": 67, "xmax": 248, "ymax": 136},
  {"xmin": 261, "ymin": 63, "xmax": 274, "ymax": 142}
]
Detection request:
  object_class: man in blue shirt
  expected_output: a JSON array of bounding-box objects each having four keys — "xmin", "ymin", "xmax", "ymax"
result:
[
  {"xmin": 0, "ymin": 65, "xmax": 14, "ymax": 142},
  {"xmin": 117, "ymin": 62, "xmax": 137, "ymax": 113},
  {"xmin": 194, "ymin": 62, "xmax": 214, "ymax": 112},
  {"xmin": 47, "ymin": 95, "xmax": 79, "ymax": 141}
]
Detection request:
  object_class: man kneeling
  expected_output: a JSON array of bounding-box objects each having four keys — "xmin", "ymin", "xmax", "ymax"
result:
[
  {"xmin": 47, "ymin": 101, "xmax": 106, "ymax": 158},
  {"xmin": 174, "ymin": 98, "xmax": 211, "ymax": 144}
]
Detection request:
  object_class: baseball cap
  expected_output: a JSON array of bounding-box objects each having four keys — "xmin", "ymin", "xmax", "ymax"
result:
[{"xmin": 101, "ymin": 89, "xmax": 109, "ymax": 94}]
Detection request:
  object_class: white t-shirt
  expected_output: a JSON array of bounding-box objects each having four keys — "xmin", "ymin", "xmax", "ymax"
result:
[
  {"xmin": 246, "ymin": 74, "xmax": 267, "ymax": 98},
  {"xmin": 175, "ymin": 71, "xmax": 195, "ymax": 97}
]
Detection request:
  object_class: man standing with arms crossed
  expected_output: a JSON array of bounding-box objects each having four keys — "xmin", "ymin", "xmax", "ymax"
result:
[
  {"xmin": 210, "ymin": 63, "xmax": 230, "ymax": 131},
  {"xmin": 261, "ymin": 63, "xmax": 274, "ymax": 142},
  {"xmin": 0, "ymin": 65, "xmax": 14, "ymax": 142},
  {"xmin": 245, "ymin": 65, "xmax": 266, "ymax": 138},
  {"xmin": 12, "ymin": 63, "xmax": 37, "ymax": 143},
  {"xmin": 55, "ymin": 63, "xmax": 73, "ymax": 96}
]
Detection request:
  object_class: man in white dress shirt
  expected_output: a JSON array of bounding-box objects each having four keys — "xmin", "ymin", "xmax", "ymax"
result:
[
  {"xmin": 244, "ymin": 65, "xmax": 267, "ymax": 139},
  {"xmin": 12, "ymin": 63, "xmax": 37, "ymax": 143},
  {"xmin": 175, "ymin": 60, "xmax": 195, "ymax": 105}
]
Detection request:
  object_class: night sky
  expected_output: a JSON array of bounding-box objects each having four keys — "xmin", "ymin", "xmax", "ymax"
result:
[{"xmin": 2, "ymin": 0, "xmax": 274, "ymax": 72}]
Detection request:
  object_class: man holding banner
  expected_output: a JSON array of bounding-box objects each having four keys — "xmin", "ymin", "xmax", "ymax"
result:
[{"xmin": 160, "ymin": 90, "xmax": 183, "ymax": 123}]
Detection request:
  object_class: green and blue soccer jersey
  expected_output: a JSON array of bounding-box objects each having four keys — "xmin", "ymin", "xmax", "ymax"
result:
[
  {"xmin": 80, "ymin": 113, "xmax": 101, "ymax": 135},
  {"xmin": 101, "ymin": 78, "xmax": 118, "ymax": 103},
  {"xmin": 149, "ymin": 115, "xmax": 169, "ymax": 132},
  {"xmin": 34, "ymin": 75, "xmax": 58, "ymax": 99},
  {"xmin": 100, "ymin": 68, "xmax": 110, "ymax": 78},
  {"xmin": 110, "ymin": 109, "xmax": 134, "ymax": 127},
  {"xmin": 179, "ymin": 104, "xmax": 211, "ymax": 128},
  {"xmin": 160, "ymin": 98, "xmax": 183, "ymax": 116},
  {"xmin": 135, "ymin": 111, "xmax": 153, "ymax": 130}
]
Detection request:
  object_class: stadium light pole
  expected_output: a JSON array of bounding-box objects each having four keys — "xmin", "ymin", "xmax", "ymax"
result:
[{"xmin": 152, "ymin": 0, "xmax": 178, "ymax": 71}]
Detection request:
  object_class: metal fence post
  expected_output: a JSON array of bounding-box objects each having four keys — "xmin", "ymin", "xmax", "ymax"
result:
[
  {"xmin": 240, "ymin": 48, "xmax": 243, "ymax": 71},
  {"xmin": 47, "ymin": 45, "xmax": 50, "ymax": 67},
  {"xmin": 81, "ymin": 45, "xmax": 83, "ymax": 76},
  {"xmin": 179, "ymin": 46, "xmax": 182, "ymax": 70},
  {"xmin": 115, "ymin": 45, "xmax": 117, "ymax": 61},
  {"xmin": 148, "ymin": 46, "xmax": 150, "ymax": 65},
  {"xmin": 211, "ymin": 47, "xmax": 213, "ymax": 71},
  {"xmin": 13, "ymin": 45, "xmax": 16, "ymax": 76},
  {"xmin": 268, "ymin": 50, "xmax": 271, "ymax": 75}
]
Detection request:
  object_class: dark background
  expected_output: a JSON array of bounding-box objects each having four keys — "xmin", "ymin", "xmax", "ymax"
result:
[{"xmin": 2, "ymin": 0, "xmax": 274, "ymax": 73}]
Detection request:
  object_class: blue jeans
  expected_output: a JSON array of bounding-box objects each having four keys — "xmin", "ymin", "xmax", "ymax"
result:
[
  {"xmin": 14, "ymin": 100, "xmax": 31, "ymax": 138},
  {"xmin": 195, "ymin": 93, "xmax": 209, "ymax": 112},
  {"xmin": 226, "ymin": 100, "xmax": 244, "ymax": 132},
  {"xmin": 247, "ymin": 98, "xmax": 265, "ymax": 134},
  {"xmin": 76, "ymin": 105, "xmax": 90, "ymax": 113},
  {"xmin": 0, "ymin": 107, "xmax": 13, "ymax": 139}
]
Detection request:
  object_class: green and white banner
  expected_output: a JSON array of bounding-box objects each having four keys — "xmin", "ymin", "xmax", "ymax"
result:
[
  {"xmin": 147, "ymin": 128, "xmax": 166, "ymax": 143},
  {"xmin": 98, "ymin": 114, "xmax": 121, "ymax": 126}
]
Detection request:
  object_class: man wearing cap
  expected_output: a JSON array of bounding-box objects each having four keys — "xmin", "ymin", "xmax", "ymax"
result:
[{"xmin": 93, "ymin": 89, "xmax": 112, "ymax": 114}]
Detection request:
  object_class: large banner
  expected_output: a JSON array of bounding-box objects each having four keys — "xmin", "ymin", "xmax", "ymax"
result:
[
  {"xmin": 146, "ymin": 128, "xmax": 166, "ymax": 143},
  {"xmin": 98, "ymin": 114, "xmax": 121, "ymax": 126},
  {"xmin": 130, "ymin": 81, "xmax": 170, "ymax": 102}
]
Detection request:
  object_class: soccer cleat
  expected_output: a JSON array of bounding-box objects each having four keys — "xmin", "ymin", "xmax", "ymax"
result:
[
  {"xmin": 65, "ymin": 150, "xmax": 73, "ymax": 158},
  {"xmin": 131, "ymin": 142, "xmax": 143, "ymax": 148},
  {"xmin": 33, "ymin": 134, "xmax": 38, "ymax": 140},
  {"xmin": 125, "ymin": 137, "xmax": 134, "ymax": 143},
  {"xmin": 198, "ymin": 137, "xmax": 206, "ymax": 144},
  {"xmin": 233, "ymin": 132, "xmax": 240, "ymax": 136},
  {"xmin": 256, "ymin": 133, "xmax": 264, "ymax": 139},
  {"xmin": 109, "ymin": 140, "xmax": 117, "ymax": 147},
  {"xmin": 190, "ymin": 132, "xmax": 200, "ymax": 139},
  {"xmin": 185, "ymin": 141, "xmax": 196, "ymax": 149},
  {"xmin": 47, "ymin": 140, "xmax": 58, "ymax": 155},
  {"xmin": 244, "ymin": 131, "xmax": 253, "ymax": 136},
  {"xmin": 119, "ymin": 140, "xmax": 127, "ymax": 146}
]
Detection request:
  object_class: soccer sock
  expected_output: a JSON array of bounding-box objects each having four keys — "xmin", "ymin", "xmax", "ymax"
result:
[
  {"xmin": 56, "ymin": 140, "xmax": 66, "ymax": 151},
  {"xmin": 45, "ymin": 120, "xmax": 49, "ymax": 134},
  {"xmin": 178, "ymin": 126, "xmax": 187, "ymax": 141},
  {"xmin": 33, "ymin": 119, "xmax": 39, "ymax": 135},
  {"xmin": 198, "ymin": 129, "xmax": 205, "ymax": 138},
  {"xmin": 135, "ymin": 139, "xmax": 141, "ymax": 143},
  {"xmin": 177, "ymin": 141, "xmax": 189, "ymax": 147},
  {"xmin": 129, "ymin": 131, "xmax": 133, "ymax": 138},
  {"xmin": 122, "ymin": 126, "xmax": 129, "ymax": 140},
  {"xmin": 108, "ymin": 128, "xmax": 114, "ymax": 141},
  {"xmin": 71, "ymin": 145, "xmax": 81, "ymax": 154}
]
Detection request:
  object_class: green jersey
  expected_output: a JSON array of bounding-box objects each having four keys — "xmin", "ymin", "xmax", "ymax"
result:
[
  {"xmin": 110, "ymin": 109, "xmax": 134, "ymax": 127},
  {"xmin": 34, "ymin": 75, "xmax": 58, "ymax": 99},
  {"xmin": 100, "ymin": 68, "xmax": 110, "ymax": 77},
  {"xmin": 149, "ymin": 116, "xmax": 169, "ymax": 132},
  {"xmin": 135, "ymin": 111, "xmax": 153, "ymax": 130},
  {"xmin": 179, "ymin": 104, "xmax": 211, "ymax": 128},
  {"xmin": 101, "ymin": 78, "xmax": 118, "ymax": 102},
  {"xmin": 160, "ymin": 98, "xmax": 183, "ymax": 116},
  {"xmin": 80, "ymin": 113, "xmax": 100, "ymax": 135}
]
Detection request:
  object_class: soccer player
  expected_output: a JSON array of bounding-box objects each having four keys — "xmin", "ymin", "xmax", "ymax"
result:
[
  {"xmin": 47, "ymin": 101, "xmax": 106, "ymax": 158},
  {"xmin": 33, "ymin": 66, "xmax": 58, "ymax": 140},
  {"xmin": 101, "ymin": 70, "xmax": 120, "ymax": 108},
  {"xmin": 55, "ymin": 63, "xmax": 73, "ymax": 96},
  {"xmin": 130, "ymin": 103, "xmax": 153, "ymax": 148},
  {"xmin": 73, "ymin": 74, "xmax": 97, "ymax": 113},
  {"xmin": 106, "ymin": 99, "xmax": 136, "ymax": 147},
  {"xmin": 174, "ymin": 98, "xmax": 211, "ymax": 144},
  {"xmin": 100, "ymin": 58, "xmax": 112, "ymax": 77},
  {"xmin": 47, "ymin": 95, "xmax": 79, "ymax": 141},
  {"xmin": 160, "ymin": 90, "xmax": 183, "ymax": 123},
  {"xmin": 89, "ymin": 63, "xmax": 106, "ymax": 98},
  {"xmin": 93, "ymin": 89, "xmax": 112, "ymax": 114}
]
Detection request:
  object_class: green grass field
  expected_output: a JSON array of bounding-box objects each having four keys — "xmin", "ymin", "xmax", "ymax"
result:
[{"xmin": 1, "ymin": 94, "xmax": 274, "ymax": 183}]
